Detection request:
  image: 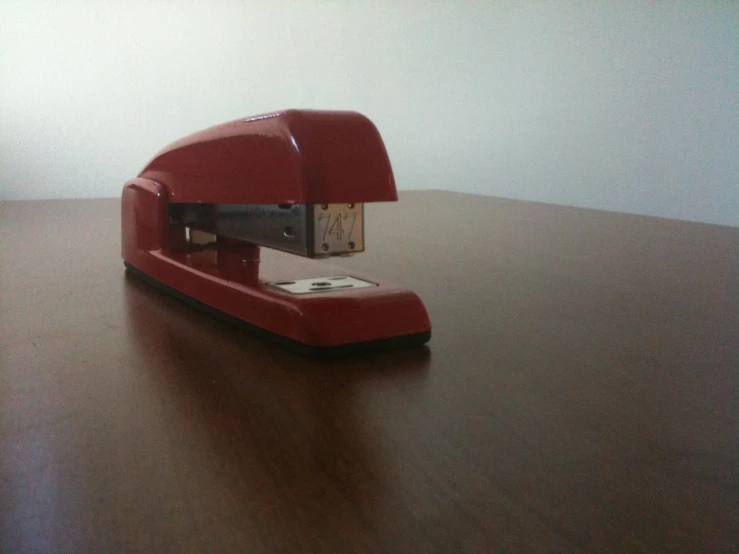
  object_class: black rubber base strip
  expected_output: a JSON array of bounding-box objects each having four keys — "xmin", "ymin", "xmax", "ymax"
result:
[{"xmin": 124, "ymin": 262, "xmax": 431, "ymax": 360}]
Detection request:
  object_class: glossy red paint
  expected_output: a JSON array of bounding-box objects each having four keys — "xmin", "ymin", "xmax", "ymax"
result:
[
  {"xmin": 121, "ymin": 111, "xmax": 430, "ymax": 353},
  {"xmin": 138, "ymin": 110, "xmax": 398, "ymax": 204}
]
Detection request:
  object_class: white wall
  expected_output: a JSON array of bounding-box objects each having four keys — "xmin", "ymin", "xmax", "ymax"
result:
[{"xmin": 1, "ymin": 0, "xmax": 737, "ymax": 226}]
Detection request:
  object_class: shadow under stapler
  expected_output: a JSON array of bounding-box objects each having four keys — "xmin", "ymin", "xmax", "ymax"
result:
[{"xmin": 122, "ymin": 270, "xmax": 430, "ymax": 533}]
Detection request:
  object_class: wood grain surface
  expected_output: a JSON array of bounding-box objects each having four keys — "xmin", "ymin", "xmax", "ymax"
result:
[{"xmin": 1, "ymin": 192, "xmax": 737, "ymax": 553}]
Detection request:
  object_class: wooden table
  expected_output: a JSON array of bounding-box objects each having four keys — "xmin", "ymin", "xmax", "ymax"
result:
[{"xmin": 1, "ymin": 192, "xmax": 737, "ymax": 553}]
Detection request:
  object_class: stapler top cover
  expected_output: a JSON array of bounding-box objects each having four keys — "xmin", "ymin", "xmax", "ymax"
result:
[{"xmin": 138, "ymin": 109, "xmax": 398, "ymax": 205}]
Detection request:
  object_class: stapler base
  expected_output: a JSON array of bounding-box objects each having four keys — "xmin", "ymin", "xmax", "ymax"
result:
[{"xmin": 124, "ymin": 262, "xmax": 431, "ymax": 359}]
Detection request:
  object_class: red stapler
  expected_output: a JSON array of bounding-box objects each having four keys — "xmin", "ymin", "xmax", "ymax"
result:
[{"xmin": 121, "ymin": 109, "xmax": 431, "ymax": 357}]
